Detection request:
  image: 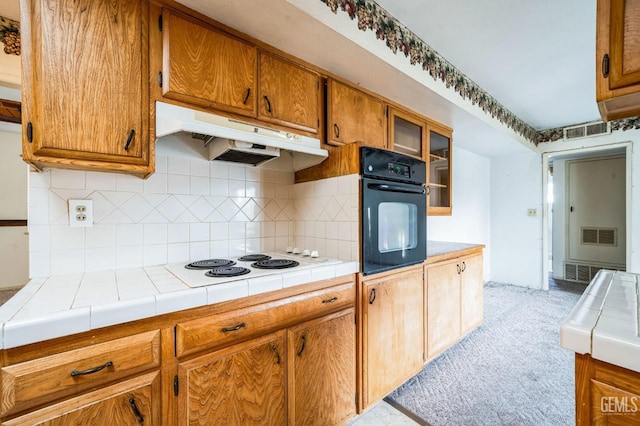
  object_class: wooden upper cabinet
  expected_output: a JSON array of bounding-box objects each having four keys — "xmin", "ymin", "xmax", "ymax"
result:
[
  {"xmin": 20, "ymin": 0, "xmax": 152, "ymax": 177},
  {"xmin": 389, "ymin": 107, "xmax": 426, "ymax": 159},
  {"xmin": 161, "ymin": 8, "xmax": 257, "ymax": 116},
  {"xmin": 258, "ymin": 52, "xmax": 320, "ymax": 134},
  {"xmin": 326, "ymin": 79, "xmax": 386, "ymax": 148},
  {"xmin": 427, "ymin": 123, "xmax": 452, "ymax": 216},
  {"xmin": 596, "ymin": 0, "xmax": 640, "ymax": 120}
]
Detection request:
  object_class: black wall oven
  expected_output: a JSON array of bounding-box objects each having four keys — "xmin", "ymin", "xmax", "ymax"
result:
[{"xmin": 361, "ymin": 147, "xmax": 427, "ymax": 275}]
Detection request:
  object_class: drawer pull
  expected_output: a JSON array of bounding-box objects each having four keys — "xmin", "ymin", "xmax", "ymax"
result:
[
  {"xmin": 128, "ymin": 397, "xmax": 144, "ymax": 423},
  {"xmin": 221, "ymin": 322, "xmax": 246, "ymax": 333},
  {"xmin": 322, "ymin": 296, "xmax": 338, "ymax": 304},
  {"xmin": 297, "ymin": 335, "xmax": 306, "ymax": 357},
  {"xmin": 461, "ymin": 261, "xmax": 466, "ymax": 272},
  {"xmin": 271, "ymin": 343, "xmax": 281, "ymax": 364},
  {"xmin": 70, "ymin": 360, "xmax": 113, "ymax": 377},
  {"xmin": 456, "ymin": 264, "xmax": 461, "ymax": 274}
]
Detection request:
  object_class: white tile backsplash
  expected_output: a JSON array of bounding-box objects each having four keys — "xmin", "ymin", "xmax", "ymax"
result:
[{"xmin": 28, "ymin": 158, "xmax": 359, "ymax": 277}]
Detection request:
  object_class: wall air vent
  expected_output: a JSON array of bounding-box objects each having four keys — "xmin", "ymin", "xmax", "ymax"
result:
[
  {"xmin": 564, "ymin": 262, "xmax": 611, "ymax": 283},
  {"xmin": 563, "ymin": 121, "xmax": 610, "ymax": 141},
  {"xmin": 581, "ymin": 227, "xmax": 617, "ymax": 246}
]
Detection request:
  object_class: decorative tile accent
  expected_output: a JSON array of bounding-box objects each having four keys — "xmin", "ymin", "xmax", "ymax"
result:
[
  {"xmin": 293, "ymin": 174, "xmax": 359, "ymax": 262},
  {"xmin": 319, "ymin": 0, "xmax": 640, "ymax": 144},
  {"xmin": 29, "ymin": 156, "xmax": 298, "ymax": 275}
]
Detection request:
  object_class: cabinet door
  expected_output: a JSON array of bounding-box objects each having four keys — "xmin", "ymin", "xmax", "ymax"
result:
[
  {"xmin": 596, "ymin": 0, "xmax": 640, "ymax": 120},
  {"xmin": 326, "ymin": 80, "xmax": 386, "ymax": 148},
  {"xmin": 427, "ymin": 124, "xmax": 452, "ymax": 216},
  {"xmin": 363, "ymin": 267, "xmax": 423, "ymax": 407},
  {"xmin": 21, "ymin": 0, "xmax": 151, "ymax": 174},
  {"xmin": 287, "ymin": 309, "xmax": 355, "ymax": 426},
  {"xmin": 425, "ymin": 261, "xmax": 461, "ymax": 360},
  {"xmin": 258, "ymin": 52, "xmax": 320, "ymax": 134},
  {"xmin": 177, "ymin": 331, "xmax": 285, "ymax": 425},
  {"xmin": 161, "ymin": 9, "xmax": 256, "ymax": 116},
  {"xmin": 2, "ymin": 372, "xmax": 160, "ymax": 426},
  {"xmin": 460, "ymin": 254, "xmax": 484, "ymax": 335},
  {"xmin": 389, "ymin": 108, "xmax": 426, "ymax": 159}
]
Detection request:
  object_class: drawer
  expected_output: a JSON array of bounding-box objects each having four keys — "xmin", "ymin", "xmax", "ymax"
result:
[
  {"xmin": 0, "ymin": 330, "xmax": 161, "ymax": 416},
  {"xmin": 176, "ymin": 282, "xmax": 354, "ymax": 358}
]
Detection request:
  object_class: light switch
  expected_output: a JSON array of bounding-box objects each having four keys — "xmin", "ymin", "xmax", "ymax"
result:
[{"xmin": 527, "ymin": 208, "xmax": 537, "ymax": 217}]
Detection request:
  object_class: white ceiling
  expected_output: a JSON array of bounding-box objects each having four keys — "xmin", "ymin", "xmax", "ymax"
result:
[{"xmin": 374, "ymin": 0, "xmax": 601, "ymax": 131}]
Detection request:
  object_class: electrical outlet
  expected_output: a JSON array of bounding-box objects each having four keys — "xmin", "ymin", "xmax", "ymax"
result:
[
  {"xmin": 527, "ymin": 208, "xmax": 537, "ymax": 217},
  {"xmin": 69, "ymin": 199, "xmax": 94, "ymax": 227}
]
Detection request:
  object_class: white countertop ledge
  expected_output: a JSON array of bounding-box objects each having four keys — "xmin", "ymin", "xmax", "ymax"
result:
[
  {"xmin": 0, "ymin": 261, "xmax": 359, "ymax": 350},
  {"xmin": 560, "ymin": 269, "xmax": 640, "ymax": 373}
]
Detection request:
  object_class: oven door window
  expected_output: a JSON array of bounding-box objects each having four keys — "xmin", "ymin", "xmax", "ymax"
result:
[
  {"xmin": 378, "ymin": 202, "xmax": 418, "ymax": 253},
  {"xmin": 361, "ymin": 177, "xmax": 426, "ymax": 275}
]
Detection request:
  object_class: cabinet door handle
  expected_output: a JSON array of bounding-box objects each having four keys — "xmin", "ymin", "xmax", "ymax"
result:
[
  {"xmin": 128, "ymin": 397, "xmax": 144, "ymax": 423},
  {"xmin": 297, "ymin": 335, "xmax": 306, "ymax": 357},
  {"xmin": 70, "ymin": 360, "xmax": 113, "ymax": 377},
  {"xmin": 456, "ymin": 264, "xmax": 461, "ymax": 275},
  {"xmin": 462, "ymin": 261, "xmax": 466, "ymax": 272},
  {"xmin": 263, "ymin": 95, "xmax": 272, "ymax": 113},
  {"xmin": 602, "ymin": 53, "xmax": 609, "ymax": 78},
  {"xmin": 243, "ymin": 88, "xmax": 251, "ymax": 105},
  {"xmin": 124, "ymin": 129, "xmax": 135, "ymax": 151},
  {"xmin": 333, "ymin": 123, "xmax": 340, "ymax": 138},
  {"xmin": 369, "ymin": 288, "xmax": 376, "ymax": 304},
  {"xmin": 221, "ymin": 322, "xmax": 245, "ymax": 333},
  {"xmin": 271, "ymin": 343, "xmax": 281, "ymax": 364},
  {"xmin": 26, "ymin": 122, "xmax": 33, "ymax": 143},
  {"xmin": 322, "ymin": 296, "xmax": 338, "ymax": 304}
]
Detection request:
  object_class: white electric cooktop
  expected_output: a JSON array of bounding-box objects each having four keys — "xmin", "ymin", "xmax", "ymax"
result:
[{"xmin": 165, "ymin": 251, "xmax": 341, "ymax": 288}]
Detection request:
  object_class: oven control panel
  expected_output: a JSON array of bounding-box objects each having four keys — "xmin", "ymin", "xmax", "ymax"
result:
[
  {"xmin": 361, "ymin": 146, "xmax": 426, "ymax": 185},
  {"xmin": 387, "ymin": 162, "xmax": 411, "ymax": 178}
]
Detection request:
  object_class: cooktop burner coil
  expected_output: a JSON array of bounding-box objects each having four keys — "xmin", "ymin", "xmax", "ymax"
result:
[
  {"xmin": 251, "ymin": 259, "xmax": 300, "ymax": 269},
  {"xmin": 186, "ymin": 259, "xmax": 235, "ymax": 269},
  {"xmin": 237, "ymin": 254, "xmax": 272, "ymax": 262},
  {"xmin": 205, "ymin": 266, "xmax": 251, "ymax": 277}
]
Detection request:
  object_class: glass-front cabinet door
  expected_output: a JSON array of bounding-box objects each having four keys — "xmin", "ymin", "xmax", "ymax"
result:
[
  {"xmin": 389, "ymin": 108, "xmax": 426, "ymax": 159},
  {"xmin": 427, "ymin": 124, "xmax": 452, "ymax": 215}
]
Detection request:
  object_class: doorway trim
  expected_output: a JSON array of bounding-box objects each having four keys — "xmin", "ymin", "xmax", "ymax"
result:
[{"xmin": 541, "ymin": 141, "xmax": 632, "ymax": 290}]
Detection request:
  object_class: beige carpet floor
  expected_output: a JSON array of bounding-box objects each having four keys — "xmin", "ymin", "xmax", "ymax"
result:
[{"xmin": 388, "ymin": 280, "xmax": 584, "ymax": 426}]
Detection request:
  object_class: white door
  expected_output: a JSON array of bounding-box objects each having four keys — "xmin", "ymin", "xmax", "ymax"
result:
[
  {"xmin": 0, "ymin": 126, "xmax": 29, "ymax": 288},
  {"xmin": 567, "ymin": 156, "xmax": 625, "ymax": 267}
]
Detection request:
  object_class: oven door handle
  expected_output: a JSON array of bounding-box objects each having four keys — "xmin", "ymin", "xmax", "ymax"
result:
[{"xmin": 367, "ymin": 183, "xmax": 426, "ymax": 195}]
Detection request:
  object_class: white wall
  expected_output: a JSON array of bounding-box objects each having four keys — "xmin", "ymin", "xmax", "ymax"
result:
[
  {"xmin": 490, "ymin": 151, "xmax": 544, "ymax": 288},
  {"xmin": 551, "ymin": 160, "xmax": 566, "ymax": 278},
  {"xmin": 428, "ymin": 146, "xmax": 492, "ymax": 280}
]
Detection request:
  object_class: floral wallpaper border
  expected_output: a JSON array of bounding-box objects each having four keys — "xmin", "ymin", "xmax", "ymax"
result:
[
  {"xmin": 0, "ymin": 16, "xmax": 20, "ymax": 56},
  {"xmin": 319, "ymin": 0, "xmax": 640, "ymax": 145}
]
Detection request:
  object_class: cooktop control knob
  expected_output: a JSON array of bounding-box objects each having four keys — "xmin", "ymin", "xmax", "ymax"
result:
[
  {"xmin": 286, "ymin": 246, "xmax": 293, "ymax": 253},
  {"xmin": 303, "ymin": 249, "xmax": 310, "ymax": 256},
  {"xmin": 292, "ymin": 247, "xmax": 301, "ymax": 254},
  {"xmin": 310, "ymin": 250, "xmax": 319, "ymax": 258}
]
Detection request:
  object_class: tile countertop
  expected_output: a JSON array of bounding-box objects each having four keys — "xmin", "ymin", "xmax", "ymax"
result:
[
  {"xmin": 427, "ymin": 241, "xmax": 484, "ymax": 257},
  {"xmin": 560, "ymin": 269, "xmax": 640, "ymax": 373},
  {"xmin": 0, "ymin": 260, "xmax": 359, "ymax": 350}
]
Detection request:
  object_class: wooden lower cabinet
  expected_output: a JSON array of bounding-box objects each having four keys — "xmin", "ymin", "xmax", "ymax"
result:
[
  {"xmin": 288, "ymin": 309, "xmax": 356, "ymax": 426},
  {"xmin": 177, "ymin": 331, "xmax": 286, "ymax": 425},
  {"xmin": 425, "ymin": 260, "xmax": 461, "ymax": 359},
  {"xmin": 575, "ymin": 353, "xmax": 640, "ymax": 425},
  {"xmin": 361, "ymin": 266, "xmax": 424, "ymax": 408},
  {"xmin": 2, "ymin": 372, "xmax": 160, "ymax": 426},
  {"xmin": 425, "ymin": 251, "xmax": 484, "ymax": 361}
]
